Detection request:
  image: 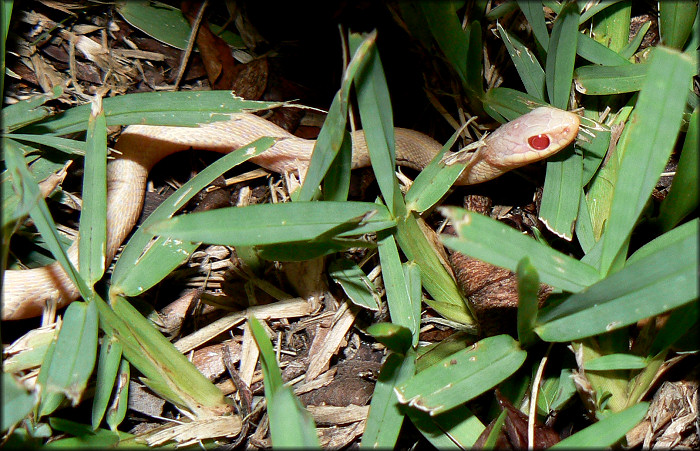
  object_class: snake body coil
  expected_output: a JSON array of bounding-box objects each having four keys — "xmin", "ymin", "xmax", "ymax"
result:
[{"xmin": 3, "ymin": 107, "xmax": 579, "ymax": 320}]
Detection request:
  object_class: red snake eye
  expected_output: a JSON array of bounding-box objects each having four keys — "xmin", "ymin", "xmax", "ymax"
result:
[{"xmin": 528, "ymin": 134, "xmax": 550, "ymax": 150}]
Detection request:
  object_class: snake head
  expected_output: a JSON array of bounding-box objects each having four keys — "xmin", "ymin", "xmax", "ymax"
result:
[
  {"xmin": 484, "ymin": 106, "xmax": 580, "ymax": 167},
  {"xmin": 451, "ymin": 106, "xmax": 580, "ymax": 184}
]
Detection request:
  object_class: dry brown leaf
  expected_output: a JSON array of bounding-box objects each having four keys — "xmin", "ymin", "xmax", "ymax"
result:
[{"xmin": 142, "ymin": 415, "xmax": 243, "ymax": 446}]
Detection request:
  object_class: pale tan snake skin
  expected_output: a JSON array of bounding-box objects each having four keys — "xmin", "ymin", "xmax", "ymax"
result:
[{"xmin": 2, "ymin": 106, "xmax": 579, "ymax": 320}]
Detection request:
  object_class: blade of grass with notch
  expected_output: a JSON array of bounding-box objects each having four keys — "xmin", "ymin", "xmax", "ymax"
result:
[
  {"xmin": 536, "ymin": 222, "xmax": 698, "ymax": 341},
  {"xmin": 441, "ymin": 207, "xmax": 601, "ymax": 292},
  {"xmin": 395, "ymin": 334, "xmax": 526, "ymax": 415}
]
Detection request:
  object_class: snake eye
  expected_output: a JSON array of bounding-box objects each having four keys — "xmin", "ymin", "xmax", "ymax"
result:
[{"xmin": 528, "ymin": 134, "xmax": 550, "ymax": 150}]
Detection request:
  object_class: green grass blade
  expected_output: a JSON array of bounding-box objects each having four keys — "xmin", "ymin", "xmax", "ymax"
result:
[
  {"xmin": 44, "ymin": 420, "xmax": 113, "ymax": 446},
  {"xmin": 575, "ymin": 190, "xmax": 596, "ymax": 254},
  {"xmin": 115, "ymin": 1, "xmax": 243, "ymax": 51},
  {"xmin": 20, "ymin": 91, "xmax": 283, "ymax": 135},
  {"xmin": 619, "ymin": 21, "xmax": 651, "ymax": 59},
  {"xmin": 395, "ymin": 335, "xmax": 526, "ymax": 415},
  {"xmin": 79, "ymin": 98, "xmax": 108, "ymax": 286},
  {"xmin": 106, "ymin": 295, "xmax": 230, "ymax": 415},
  {"xmin": 249, "ymin": 316, "xmax": 319, "ymax": 449},
  {"xmin": 545, "ymin": 1, "xmax": 579, "ymax": 109},
  {"xmin": 599, "ymin": 47, "xmax": 695, "ymax": 274},
  {"xmin": 571, "ymin": 337, "xmax": 633, "ymax": 415},
  {"xmin": 551, "ymin": 402, "xmax": 648, "ymax": 448},
  {"xmin": 378, "ymin": 233, "xmax": 420, "ymax": 344},
  {"xmin": 256, "ymin": 236, "xmax": 376, "ymax": 262},
  {"xmin": 536, "ymin": 224, "xmax": 698, "ymax": 341},
  {"xmin": 5, "ymin": 134, "xmax": 87, "ymax": 156},
  {"xmin": 625, "ymin": 351, "xmax": 668, "ymax": 410},
  {"xmin": 367, "ymin": 323, "xmax": 413, "ymax": 355},
  {"xmin": 579, "ymin": 0, "xmax": 626, "ymax": 25},
  {"xmin": 658, "ymin": 0, "xmax": 698, "ymax": 50},
  {"xmin": 656, "ymin": 108, "xmax": 698, "ymax": 232},
  {"xmin": 441, "ymin": 207, "xmax": 601, "ymax": 292},
  {"xmin": 538, "ymin": 367, "xmax": 577, "ymax": 415},
  {"xmin": 2, "ymin": 373, "xmax": 38, "ymax": 433},
  {"xmin": 482, "ymin": 87, "xmax": 547, "ymax": 122},
  {"xmin": 396, "ymin": 2, "xmax": 434, "ymax": 48},
  {"xmin": 4, "ymin": 139, "xmax": 91, "ymax": 299},
  {"xmin": 497, "ymin": 22, "xmax": 545, "ymax": 100},
  {"xmin": 2, "ymin": 144, "xmax": 44, "ymax": 229},
  {"xmin": 110, "ymin": 137, "xmax": 275, "ymax": 297},
  {"xmin": 516, "ymin": 257, "xmax": 540, "ymax": 348},
  {"xmin": 627, "ymin": 218, "xmax": 697, "ymax": 265},
  {"xmin": 516, "ymin": 1, "xmax": 549, "ymax": 49},
  {"xmin": 485, "ymin": 1, "xmax": 518, "ymax": 21},
  {"xmin": 2, "ymin": 327, "xmax": 56, "ymax": 375},
  {"xmin": 480, "ymin": 410, "xmax": 508, "ymax": 449},
  {"xmin": 405, "ymin": 124, "xmax": 467, "ymax": 213},
  {"xmin": 573, "ymin": 114, "xmax": 612, "ymax": 248},
  {"xmin": 403, "ymin": 262, "xmax": 423, "ymax": 341},
  {"xmin": 580, "ymin": 122, "xmax": 611, "ymax": 186},
  {"xmin": 683, "ymin": 6, "xmax": 700, "ymax": 52},
  {"xmin": 539, "ymin": 145, "xmax": 583, "ymax": 240},
  {"xmin": 590, "ymin": 0, "xmax": 631, "ymax": 53},
  {"xmin": 648, "ymin": 301, "xmax": 699, "ymax": 356},
  {"xmin": 396, "ymin": 214, "xmax": 477, "ymax": 328},
  {"xmin": 574, "ymin": 62, "xmax": 649, "ymax": 95},
  {"xmin": 584, "ymin": 354, "xmax": 647, "ymax": 371},
  {"xmin": 577, "ymin": 33, "xmax": 631, "ymax": 66},
  {"xmin": 322, "ymin": 135, "xmax": 352, "ymax": 202},
  {"xmin": 360, "ymin": 349, "xmax": 415, "ymax": 449},
  {"xmin": 414, "ymin": 332, "xmax": 473, "ymax": 373},
  {"xmin": 0, "ymin": 88, "xmax": 59, "ymax": 132},
  {"xmin": 48, "ymin": 417, "xmax": 130, "ymax": 447},
  {"xmin": 328, "ymin": 258, "xmax": 380, "ymax": 311},
  {"xmin": 268, "ymin": 387, "xmax": 320, "ymax": 449},
  {"xmin": 42, "ymin": 301, "xmax": 98, "ymax": 404},
  {"xmin": 583, "ymin": 102, "xmax": 635, "ymax": 247},
  {"xmin": 299, "ymin": 32, "xmax": 377, "ymax": 202},
  {"xmin": 355, "ymin": 43, "xmax": 406, "ymax": 216},
  {"xmin": 0, "ymin": 0, "xmax": 12, "ymax": 98},
  {"xmin": 147, "ymin": 201, "xmax": 394, "ymax": 247},
  {"xmin": 405, "ymin": 161, "xmax": 465, "ymax": 214},
  {"xmin": 419, "ymin": 1, "xmax": 468, "ymax": 84},
  {"xmin": 36, "ymin": 343, "xmax": 63, "ymax": 418},
  {"xmin": 407, "ymin": 404, "xmax": 485, "ymax": 449},
  {"xmin": 105, "ymin": 359, "xmax": 129, "ymax": 431},
  {"xmin": 91, "ymin": 337, "xmax": 123, "ymax": 429},
  {"xmin": 465, "ymin": 21, "xmax": 484, "ymax": 98},
  {"xmin": 297, "ymin": 93, "xmax": 349, "ymax": 201}
]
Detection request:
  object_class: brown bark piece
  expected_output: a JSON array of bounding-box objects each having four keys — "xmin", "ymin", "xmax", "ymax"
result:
[
  {"xmin": 448, "ymin": 195, "xmax": 550, "ymax": 336},
  {"xmin": 450, "ymin": 252, "xmax": 551, "ymax": 337}
]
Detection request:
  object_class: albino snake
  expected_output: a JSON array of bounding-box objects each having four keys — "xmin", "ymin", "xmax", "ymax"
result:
[{"xmin": 3, "ymin": 106, "xmax": 579, "ymax": 320}]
